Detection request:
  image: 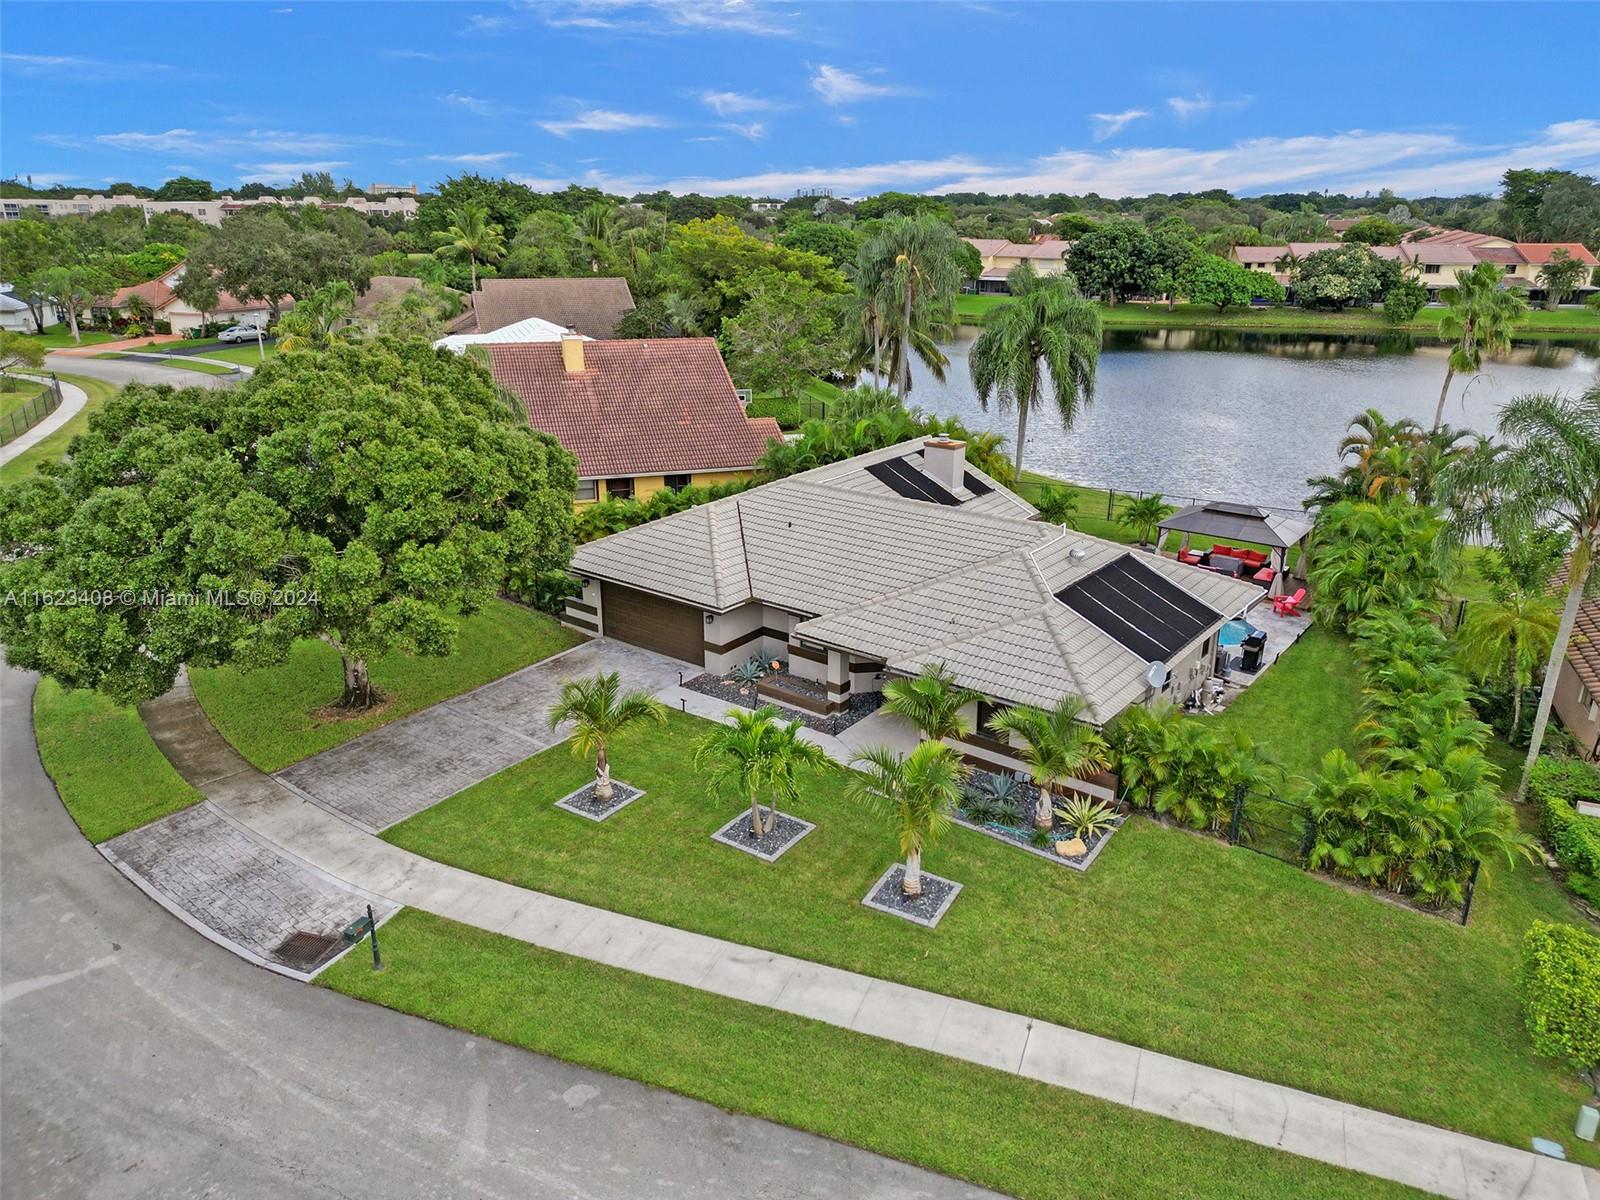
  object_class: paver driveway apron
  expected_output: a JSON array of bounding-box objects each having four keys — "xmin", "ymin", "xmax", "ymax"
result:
[{"xmin": 275, "ymin": 639, "xmax": 694, "ymax": 831}]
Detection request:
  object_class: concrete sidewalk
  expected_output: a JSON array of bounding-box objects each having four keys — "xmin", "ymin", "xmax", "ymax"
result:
[
  {"xmin": 137, "ymin": 675, "xmax": 1599, "ymax": 1200},
  {"xmin": 0, "ymin": 376, "xmax": 86, "ymax": 466}
]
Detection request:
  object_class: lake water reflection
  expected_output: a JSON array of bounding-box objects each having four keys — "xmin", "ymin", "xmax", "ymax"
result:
[{"xmin": 902, "ymin": 327, "xmax": 1600, "ymax": 510}]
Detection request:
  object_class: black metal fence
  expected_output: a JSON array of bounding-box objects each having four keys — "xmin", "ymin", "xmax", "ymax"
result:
[{"xmin": 0, "ymin": 374, "xmax": 64, "ymax": 447}]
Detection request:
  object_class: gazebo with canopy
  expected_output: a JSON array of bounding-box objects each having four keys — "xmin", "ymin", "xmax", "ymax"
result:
[{"xmin": 1156, "ymin": 500, "xmax": 1312, "ymax": 596}]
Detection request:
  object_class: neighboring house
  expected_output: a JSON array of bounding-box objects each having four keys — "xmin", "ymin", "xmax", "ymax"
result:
[
  {"xmin": 567, "ymin": 437, "xmax": 1263, "ymax": 778},
  {"xmin": 98, "ymin": 263, "xmax": 291, "ymax": 332},
  {"xmin": 352, "ymin": 274, "xmax": 423, "ymax": 321},
  {"xmin": 448, "ymin": 277, "xmax": 636, "ymax": 339},
  {"xmin": 435, "ymin": 316, "xmax": 580, "ymax": 354},
  {"xmin": 0, "ymin": 192, "xmax": 417, "ymax": 226},
  {"xmin": 1504, "ymin": 243, "xmax": 1599, "ymax": 298},
  {"xmin": 1552, "ymin": 580, "xmax": 1600, "ymax": 760},
  {"xmin": 963, "ymin": 238, "xmax": 1073, "ymax": 293},
  {"xmin": 0, "ymin": 284, "xmax": 57, "ymax": 332},
  {"xmin": 487, "ymin": 335, "xmax": 780, "ymax": 506}
]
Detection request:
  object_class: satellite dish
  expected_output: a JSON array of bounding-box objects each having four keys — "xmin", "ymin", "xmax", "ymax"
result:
[{"xmin": 1145, "ymin": 661, "xmax": 1169, "ymax": 689}]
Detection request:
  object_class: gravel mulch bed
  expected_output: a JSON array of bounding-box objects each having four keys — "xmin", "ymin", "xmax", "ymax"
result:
[
  {"xmin": 861, "ymin": 865, "xmax": 962, "ymax": 927},
  {"xmin": 553, "ymin": 780, "xmax": 644, "ymax": 822},
  {"xmin": 955, "ymin": 768, "xmax": 1120, "ymax": 871},
  {"xmin": 710, "ymin": 810, "xmax": 815, "ymax": 862},
  {"xmin": 682, "ymin": 672, "xmax": 884, "ymax": 735}
]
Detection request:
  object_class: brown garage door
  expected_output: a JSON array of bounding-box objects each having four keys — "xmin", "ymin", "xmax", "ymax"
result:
[{"xmin": 601, "ymin": 582, "xmax": 704, "ymax": 664}]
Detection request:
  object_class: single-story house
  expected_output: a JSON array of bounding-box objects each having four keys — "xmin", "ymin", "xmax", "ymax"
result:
[
  {"xmin": 488, "ymin": 335, "xmax": 781, "ymax": 506},
  {"xmin": 447, "ymin": 277, "xmax": 636, "ymax": 339},
  {"xmin": 0, "ymin": 284, "xmax": 57, "ymax": 332},
  {"xmin": 352, "ymin": 275, "xmax": 424, "ymax": 319},
  {"xmin": 98, "ymin": 263, "xmax": 291, "ymax": 333},
  {"xmin": 435, "ymin": 316, "xmax": 580, "ymax": 354},
  {"xmin": 567, "ymin": 437, "xmax": 1264, "ymax": 775}
]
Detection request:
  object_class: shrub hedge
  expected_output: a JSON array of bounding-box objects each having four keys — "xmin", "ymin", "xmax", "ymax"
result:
[
  {"xmin": 1529, "ymin": 758, "xmax": 1600, "ymax": 906},
  {"xmin": 1520, "ymin": 920, "xmax": 1600, "ymax": 1093}
]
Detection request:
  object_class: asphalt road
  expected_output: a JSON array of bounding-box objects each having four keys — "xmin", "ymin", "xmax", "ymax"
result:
[
  {"xmin": 42, "ymin": 352, "xmax": 239, "ymax": 389},
  {"xmin": 0, "ymin": 664, "xmax": 994, "ymax": 1200}
]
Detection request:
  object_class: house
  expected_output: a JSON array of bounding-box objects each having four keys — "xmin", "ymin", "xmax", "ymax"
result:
[
  {"xmin": 1504, "ymin": 243, "xmax": 1599, "ymax": 299},
  {"xmin": 566, "ymin": 437, "xmax": 1264, "ymax": 771},
  {"xmin": 435, "ymin": 316, "xmax": 581, "ymax": 354},
  {"xmin": 99, "ymin": 262, "xmax": 291, "ymax": 333},
  {"xmin": 353, "ymin": 275, "xmax": 424, "ymax": 320},
  {"xmin": 487, "ymin": 336, "xmax": 781, "ymax": 505},
  {"xmin": 447, "ymin": 277, "xmax": 636, "ymax": 339},
  {"xmin": 0, "ymin": 284, "xmax": 57, "ymax": 332},
  {"xmin": 963, "ymin": 238, "xmax": 1073, "ymax": 293}
]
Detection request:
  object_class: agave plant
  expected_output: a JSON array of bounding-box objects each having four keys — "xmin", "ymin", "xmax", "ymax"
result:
[
  {"xmin": 728, "ymin": 656, "xmax": 768, "ymax": 686},
  {"xmin": 960, "ymin": 771, "xmax": 1027, "ymax": 825},
  {"xmin": 1053, "ymin": 794, "xmax": 1118, "ymax": 841}
]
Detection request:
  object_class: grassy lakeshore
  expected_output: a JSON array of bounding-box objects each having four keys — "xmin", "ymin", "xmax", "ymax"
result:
[{"xmin": 955, "ymin": 293, "xmax": 1600, "ymax": 336}]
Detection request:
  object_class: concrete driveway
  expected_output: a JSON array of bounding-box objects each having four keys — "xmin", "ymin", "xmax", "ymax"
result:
[
  {"xmin": 1, "ymin": 665, "xmax": 995, "ymax": 1200},
  {"xmin": 277, "ymin": 639, "xmax": 693, "ymax": 831}
]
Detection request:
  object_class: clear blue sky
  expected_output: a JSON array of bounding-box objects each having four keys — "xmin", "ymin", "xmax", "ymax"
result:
[{"xmin": 3, "ymin": 1, "xmax": 1597, "ymax": 199}]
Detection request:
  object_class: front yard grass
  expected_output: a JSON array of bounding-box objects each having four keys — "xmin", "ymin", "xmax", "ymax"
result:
[
  {"xmin": 95, "ymin": 352, "xmax": 237, "ymax": 376},
  {"xmin": 321, "ymin": 909, "xmax": 1426, "ymax": 1200},
  {"xmin": 189, "ymin": 600, "xmax": 583, "ymax": 772},
  {"xmin": 192, "ymin": 342, "xmax": 275, "ymax": 367},
  {"xmin": 0, "ymin": 372, "xmax": 120, "ymax": 484},
  {"xmin": 32, "ymin": 677, "xmax": 201, "ymax": 843},
  {"xmin": 18, "ymin": 329, "xmax": 118, "ymax": 350},
  {"xmin": 384, "ymin": 651, "xmax": 1598, "ymax": 1165}
]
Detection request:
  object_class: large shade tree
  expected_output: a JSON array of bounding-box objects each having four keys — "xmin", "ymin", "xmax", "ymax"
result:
[
  {"xmin": 0, "ymin": 340, "xmax": 576, "ymax": 709},
  {"xmin": 968, "ymin": 262, "xmax": 1101, "ymax": 476},
  {"xmin": 1441, "ymin": 383, "xmax": 1600, "ymax": 799}
]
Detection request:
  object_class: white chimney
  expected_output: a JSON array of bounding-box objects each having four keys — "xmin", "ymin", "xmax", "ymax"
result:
[
  {"xmin": 923, "ymin": 437, "xmax": 966, "ymax": 493},
  {"xmin": 560, "ymin": 334, "xmax": 586, "ymax": 373}
]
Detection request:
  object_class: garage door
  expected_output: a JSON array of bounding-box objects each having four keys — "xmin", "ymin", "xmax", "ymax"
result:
[{"xmin": 601, "ymin": 582, "xmax": 704, "ymax": 664}]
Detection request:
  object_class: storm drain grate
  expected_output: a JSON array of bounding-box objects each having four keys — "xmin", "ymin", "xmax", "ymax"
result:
[{"xmin": 273, "ymin": 930, "xmax": 342, "ymax": 972}]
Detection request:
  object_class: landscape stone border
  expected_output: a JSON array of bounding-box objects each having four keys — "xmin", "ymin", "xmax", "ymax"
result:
[
  {"xmin": 710, "ymin": 810, "xmax": 815, "ymax": 862},
  {"xmin": 950, "ymin": 813, "xmax": 1121, "ymax": 872},
  {"xmin": 860, "ymin": 864, "xmax": 962, "ymax": 928},
  {"xmin": 554, "ymin": 780, "xmax": 645, "ymax": 822}
]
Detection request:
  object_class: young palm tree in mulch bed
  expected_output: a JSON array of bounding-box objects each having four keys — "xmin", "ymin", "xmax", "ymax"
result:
[
  {"xmin": 547, "ymin": 671, "xmax": 668, "ymax": 809},
  {"xmin": 881, "ymin": 662, "xmax": 981, "ymax": 743},
  {"xmin": 985, "ymin": 695, "xmax": 1112, "ymax": 830},
  {"xmin": 695, "ymin": 704, "xmax": 834, "ymax": 840},
  {"xmin": 848, "ymin": 741, "xmax": 965, "ymax": 899}
]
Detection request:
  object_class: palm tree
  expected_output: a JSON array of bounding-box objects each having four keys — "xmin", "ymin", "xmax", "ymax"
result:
[
  {"xmin": 881, "ymin": 662, "xmax": 981, "ymax": 742},
  {"xmin": 968, "ymin": 264, "xmax": 1101, "ymax": 477},
  {"xmin": 866, "ymin": 214, "xmax": 964, "ymax": 397},
  {"xmin": 985, "ymin": 696, "xmax": 1111, "ymax": 829},
  {"xmin": 846, "ymin": 742, "xmax": 964, "ymax": 896},
  {"xmin": 1440, "ymin": 383, "xmax": 1600, "ymax": 798},
  {"xmin": 1119, "ymin": 494, "xmax": 1173, "ymax": 547},
  {"xmin": 575, "ymin": 201, "xmax": 618, "ymax": 274},
  {"xmin": 1456, "ymin": 579, "xmax": 1560, "ymax": 744},
  {"xmin": 1433, "ymin": 262, "xmax": 1527, "ymax": 431},
  {"xmin": 546, "ymin": 671, "xmax": 668, "ymax": 803},
  {"xmin": 432, "ymin": 201, "xmax": 506, "ymax": 295},
  {"xmin": 695, "ymin": 705, "xmax": 834, "ymax": 837}
]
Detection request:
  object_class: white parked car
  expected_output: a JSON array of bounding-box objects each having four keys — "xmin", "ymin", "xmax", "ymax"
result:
[{"xmin": 216, "ymin": 325, "xmax": 262, "ymax": 344}]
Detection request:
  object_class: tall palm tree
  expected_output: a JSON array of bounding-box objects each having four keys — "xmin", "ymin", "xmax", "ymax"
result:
[
  {"xmin": 968, "ymin": 264, "xmax": 1101, "ymax": 477},
  {"xmin": 432, "ymin": 201, "xmax": 506, "ymax": 295},
  {"xmin": 865, "ymin": 214, "xmax": 963, "ymax": 397},
  {"xmin": 575, "ymin": 201, "xmax": 618, "ymax": 273},
  {"xmin": 881, "ymin": 662, "xmax": 982, "ymax": 742},
  {"xmin": 847, "ymin": 742, "xmax": 964, "ymax": 896},
  {"xmin": 985, "ymin": 695, "xmax": 1112, "ymax": 829},
  {"xmin": 695, "ymin": 705, "xmax": 833, "ymax": 837},
  {"xmin": 1456, "ymin": 577, "xmax": 1560, "ymax": 743},
  {"xmin": 546, "ymin": 671, "xmax": 668, "ymax": 803},
  {"xmin": 1432, "ymin": 261, "xmax": 1527, "ymax": 431},
  {"xmin": 1440, "ymin": 383, "xmax": 1600, "ymax": 798}
]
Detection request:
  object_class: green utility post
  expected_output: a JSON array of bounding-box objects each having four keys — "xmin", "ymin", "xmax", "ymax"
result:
[{"xmin": 342, "ymin": 905, "xmax": 384, "ymax": 972}]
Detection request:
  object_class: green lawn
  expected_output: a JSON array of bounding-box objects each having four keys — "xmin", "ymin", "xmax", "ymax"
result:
[
  {"xmin": 322, "ymin": 910, "xmax": 1425, "ymax": 1200},
  {"xmin": 16, "ymin": 329, "xmax": 119, "ymax": 350},
  {"xmin": 383, "ymin": 673, "xmax": 1596, "ymax": 1164},
  {"xmin": 955, "ymin": 294, "xmax": 1600, "ymax": 337},
  {"xmin": 0, "ymin": 378, "xmax": 49, "ymax": 424},
  {"xmin": 191, "ymin": 342, "xmax": 275, "ymax": 367},
  {"xmin": 189, "ymin": 601, "xmax": 584, "ymax": 771},
  {"xmin": 0, "ymin": 372, "xmax": 121, "ymax": 484},
  {"xmin": 95, "ymin": 352, "xmax": 237, "ymax": 376},
  {"xmin": 32, "ymin": 678, "xmax": 201, "ymax": 843}
]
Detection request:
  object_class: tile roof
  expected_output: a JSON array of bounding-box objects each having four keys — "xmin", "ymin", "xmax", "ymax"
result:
[
  {"xmin": 1514, "ymin": 242, "xmax": 1599, "ymax": 267},
  {"xmin": 1417, "ymin": 230, "xmax": 1508, "ymax": 248},
  {"xmin": 487, "ymin": 337, "xmax": 780, "ymax": 479},
  {"xmin": 107, "ymin": 263, "xmax": 284, "ymax": 315},
  {"xmin": 462, "ymin": 277, "xmax": 635, "ymax": 338},
  {"xmin": 965, "ymin": 238, "xmax": 1071, "ymax": 261},
  {"xmin": 1401, "ymin": 241, "xmax": 1480, "ymax": 265},
  {"xmin": 1470, "ymin": 246, "xmax": 1526, "ymax": 265},
  {"xmin": 354, "ymin": 275, "xmax": 423, "ymax": 315}
]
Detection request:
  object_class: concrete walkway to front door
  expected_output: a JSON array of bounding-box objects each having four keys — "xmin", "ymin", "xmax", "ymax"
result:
[{"xmin": 139, "ymin": 675, "xmax": 1599, "ymax": 1200}]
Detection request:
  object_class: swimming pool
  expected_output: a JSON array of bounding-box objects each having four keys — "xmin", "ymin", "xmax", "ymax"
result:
[{"xmin": 1219, "ymin": 618, "xmax": 1260, "ymax": 647}]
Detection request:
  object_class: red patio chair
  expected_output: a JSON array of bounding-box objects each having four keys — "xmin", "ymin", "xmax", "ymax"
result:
[{"xmin": 1272, "ymin": 587, "xmax": 1306, "ymax": 616}]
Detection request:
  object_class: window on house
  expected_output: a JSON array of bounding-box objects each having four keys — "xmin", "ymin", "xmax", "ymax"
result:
[
  {"xmin": 605, "ymin": 477, "xmax": 633, "ymax": 500},
  {"xmin": 576, "ymin": 479, "xmax": 598, "ymax": 501},
  {"xmin": 1423, "ymin": 264, "xmax": 1440, "ymax": 275},
  {"xmin": 1505, "ymin": 264, "xmax": 1517, "ymax": 273},
  {"xmin": 664, "ymin": 474, "xmax": 691, "ymax": 491}
]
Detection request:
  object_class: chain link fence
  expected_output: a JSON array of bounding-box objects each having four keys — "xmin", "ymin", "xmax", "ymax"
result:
[{"xmin": 0, "ymin": 374, "xmax": 64, "ymax": 447}]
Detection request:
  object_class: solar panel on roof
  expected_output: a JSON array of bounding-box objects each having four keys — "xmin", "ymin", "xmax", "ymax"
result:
[
  {"xmin": 865, "ymin": 457, "xmax": 961, "ymax": 506},
  {"xmin": 963, "ymin": 471, "xmax": 993, "ymax": 496},
  {"xmin": 1055, "ymin": 556, "xmax": 1220, "ymax": 663}
]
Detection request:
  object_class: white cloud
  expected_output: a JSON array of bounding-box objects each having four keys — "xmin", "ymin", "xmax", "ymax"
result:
[
  {"xmin": 2, "ymin": 52, "xmax": 175, "ymax": 80},
  {"xmin": 533, "ymin": 0, "xmax": 799, "ymax": 37},
  {"xmin": 722, "ymin": 122, "xmax": 765, "ymax": 141},
  {"xmin": 537, "ymin": 108, "xmax": 670, "ymax": 137},
  {"xmin": 1090, "ymin": 109, "xmax": 1150, "ymax": 142},
  {"xmin": 810, "ymin": 64, "xmax": 912, "ymax": 106},
  {"xmin": 656, "ymin": 155, "xmax": 996, "ymax": 196},
  {"xmin": 1167, "ymin": 93, "xmax": 1252, "ymax": 123},
  {"xmin": 423, "ymin": 151, "xmax": 518, "ymax": 164},
  {"xmin": 464, "ymin": 13, "xmax": 512, "ymax": 33},
  {"xmin": 43, "ymin": 127, "xmax": 396, "ymax": 160},
  {"xmin": 699, "ymin": 89, "xmax": 776, "ymax": 116},
  {"xmin": 236, "ymin": 160, "xmax": 351, "ymax": 184},
  {"xmin": 441, "ymin": 92, "xmax": 508, "ymax": 116},
  {"xmin": 383, "ymin": 49, "xmax": 448, "ymax": 61}
]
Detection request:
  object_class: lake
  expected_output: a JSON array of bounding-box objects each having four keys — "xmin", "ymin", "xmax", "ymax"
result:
[{"xmin": 902, "ymin": 328, "xmax": 1600, "ymax": 510}]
